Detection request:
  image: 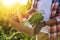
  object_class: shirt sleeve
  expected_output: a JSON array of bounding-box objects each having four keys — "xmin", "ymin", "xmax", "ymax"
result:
[
  {"xmin": 37, "ymin": 0, "xmax": 52, "ymax": 21},
  {"xmin": 55, "ymin": 17, "xmax": 60, "ymax": 22}
]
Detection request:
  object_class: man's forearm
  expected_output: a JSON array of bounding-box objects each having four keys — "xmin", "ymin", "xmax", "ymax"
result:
[
  {"xmin": 22, "ymin": 0, "xmax": 38, "ymax": 19},
  {"xmin": 44, "ymin": 19, "xmax": 57, "ymax": 25},
  {"xmin": 27, "ymin": 8, "xmax": 37, "ymax": 14},
  {"xmin": 27, "ymin": 0, "xmax": 38, "ymax": 14}
]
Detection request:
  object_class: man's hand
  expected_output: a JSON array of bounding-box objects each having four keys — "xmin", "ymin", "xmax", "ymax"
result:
[
  {"xmin": 44, "ymin": 19, "xmax": 57, "ymax": 25},
  {"xmin": 34, "ymin": 22, "xmax": 45, "ymax": 35},
  {"xmin": 22, "ymin": 8, "xmax": 37, "ymax": 19},
  {"xmin": 22, "ymin": 13, "xmax": 30, "ymax": 19}
]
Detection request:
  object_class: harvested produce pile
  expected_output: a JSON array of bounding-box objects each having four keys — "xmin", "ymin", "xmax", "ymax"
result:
[
  {"xmin": 0, "ymin": 26, "xmax": 30, "ymax": 40},
  {"xmin": 0, "ymin": 20, "xmax": 30, "ymax": 40},
  {"xmin": 29, "ymin": 12, "xmax": 44, "ymax": 26},
  {"xmin": 23, "ymin": 12, "xmax": 44, "ymax": 28}
]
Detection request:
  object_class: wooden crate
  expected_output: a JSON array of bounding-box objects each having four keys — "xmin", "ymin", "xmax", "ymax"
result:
[{"xmin": 9, "ymin": 15, "xmax": 41, "ymax": 38}]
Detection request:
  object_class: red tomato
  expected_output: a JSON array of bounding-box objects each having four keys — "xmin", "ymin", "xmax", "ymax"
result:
[
  {"xmin": 57, "ymin": 25, "xmax": 60, "ymax": 31},
  {"xmin": 51, "ymin": 11, "xmax": 55, "ymax": 17},
  {"xmin": 51, "ymin": 34, "xmax": 56, "ymax": 38},
  {"xmin": 58, "ymin": 32, "xmax": 60, "ymax": 36}
]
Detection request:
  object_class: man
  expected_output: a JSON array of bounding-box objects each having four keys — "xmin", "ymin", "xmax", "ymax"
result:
[{"xmin": 22, "ymin": 0, "xmax": 60, "ymax": 40}]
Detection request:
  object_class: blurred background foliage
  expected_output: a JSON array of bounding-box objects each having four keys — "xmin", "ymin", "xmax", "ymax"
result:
[
  {"xmin": 0, "ymin": 0, "xmax": 32, "ymax": 20},
  {"xmin": 0, "ymin": 0, "xmax": 36, "ymax": 40}
]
